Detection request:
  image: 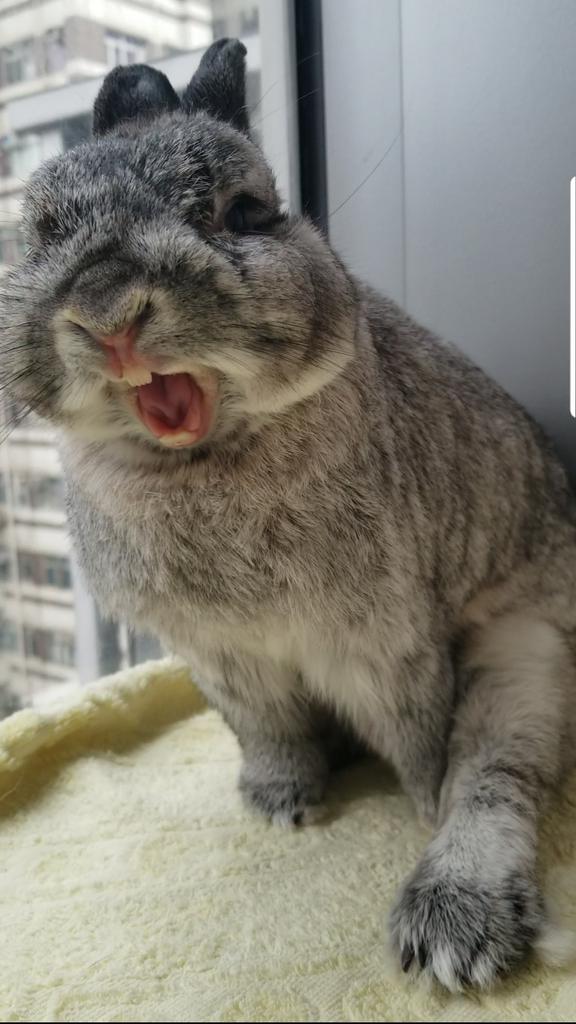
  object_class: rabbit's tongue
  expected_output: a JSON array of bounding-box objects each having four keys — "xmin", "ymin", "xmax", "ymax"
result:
[{"xmin": 136, "ymin": 372, "xmax": 207, "ymax": 447}]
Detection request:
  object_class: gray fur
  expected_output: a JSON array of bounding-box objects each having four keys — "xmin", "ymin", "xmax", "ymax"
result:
[{"xmin": 1, "ymin": 41, "xmax": 576, "ymax": 991}]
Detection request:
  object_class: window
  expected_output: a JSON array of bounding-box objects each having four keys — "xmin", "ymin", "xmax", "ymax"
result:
[
  {"xmin": 45, "ymin": 558, "xmax": 71, "ymax": 589},
  {"xmin": 13, "ymin": 474, "xmax": 65, "ymax": 512},
  {"xmin": 50, "ymin": 632, "xmax": 75, "ymax": 666},
  {"xmin": 0, "ymin": 143, "xmax": 9, "ymax": 178},
  {"xmin": 11, "ymin": 129, "xmax": 62, "ymax": 179},
  {"xmin": 24, "ymin": 627, "xmax": 75, "ymax": 666},
  {"xmin": 17, "ymin": 552, "xmax": 71, "ymax": 589},
  {"xmin": 45, "ymin": 28, "xmax": 66, "ymax": 74},
  {"xmin": 0, "ymin": 547, "xmax": 11, "ymax": 583},
  {"xmin": 2, "ymin": 39, "xmax": 36, "ymax": 85},
  {"xmin": 0, "ymin": 619, "xmax": 18, "ymax": 652},
  {"xmin": 105, "ymin": 32, "xmax": 147, "ymax": 68},
  {"xmin": 61, "ymin": 113, "xmax": 92, "ymax": 152},
  {"xmin": 0, "ymin": 1, "xmax": 297, "ymax": 712}
]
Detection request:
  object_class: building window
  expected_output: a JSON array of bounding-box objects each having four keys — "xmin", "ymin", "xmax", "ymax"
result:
[
  {"xmin": 11, "ymin": 128, "xmax": 62, "ymax": 179},
  {"xmin": 0, "ymin": 547, "xmax": 11, "ymax": 583},
  {"xmin": 0, "ymin": 115, "xmax": 82, "ymax": 184},
  {"xmin": 45, "ymin": 559, "xmax": 71, "ymax": 588},
  {"xmin": 45, "ymin": 27, "xmax": 66, "ymax": 73},
  {"xmin": 0, "ymin": 619, "xmax": 18, "ymax": 652},
  {"xmin": 13, "ymin": 473, "xmax": 65, "ymax": 512},
  {"xmin": 51, "ymin": 632, "xmax": 75, "ymax": 666},
  {"xmin": 17, "ymin": 551, "xmax": 71, "ymax": 589},
  {"xmin": 0, "ymin": 11, "xmax": 276, "ymax": 714},
  {"xmin": 24, "ymin": 627, "xmax": 75, "ymax": 666},
  {"xmin": 0, "ymin": 143, "xmax": 10, "ymax": 178},
  {"xmin": 105, "ymin": 32, "xmax": 146, "ymax": 68},
  {"xmin": 2, "ymin": 39, "xmax": 36, "ymax": 85},
  {"xmin": 61, "ymin": 113, "xmax": 92, "ymax": 152}
]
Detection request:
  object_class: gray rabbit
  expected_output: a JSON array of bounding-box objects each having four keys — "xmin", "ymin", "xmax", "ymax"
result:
[{"xmin": 2, "ymin": 39, "xmax": 576, "ymax": 991}]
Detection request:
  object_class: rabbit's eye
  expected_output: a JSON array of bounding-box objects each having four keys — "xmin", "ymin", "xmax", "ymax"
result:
[
  {"xmin": 34, "ymin": 210, "xmax": 61, "ymax": 245},
  {"xmin": 223, "ymin": 195, "xmax": 283, "ymax": 234}
]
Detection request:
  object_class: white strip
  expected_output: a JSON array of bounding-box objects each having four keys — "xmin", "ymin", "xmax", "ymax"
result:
[
  {"xmin": 571, "ymin": 176, "xmax": 575, "ymax": 417},
  {"xmin": 565, "ymin": 178, "xmax": 569, "ymax": 417}
]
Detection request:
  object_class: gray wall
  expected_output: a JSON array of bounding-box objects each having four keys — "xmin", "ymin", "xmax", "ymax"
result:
[
  {"xmin": 324, "ymin": 0, "xmax": 576, "ymax": 477},
  {"xmin": 323, "ymin": 0, "xmax": 405, "ymax": 302}
]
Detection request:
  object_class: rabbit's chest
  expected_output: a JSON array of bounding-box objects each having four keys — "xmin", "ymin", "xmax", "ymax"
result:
[
  {"xmin": 66, "ymin": 452, "xmax": 400, "ymax": 644},
  {"xmin": 72, "ymin": 482, "xmax": 320, "ymax": 623}
]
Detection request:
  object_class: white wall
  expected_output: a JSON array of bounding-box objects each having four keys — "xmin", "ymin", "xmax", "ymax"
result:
[
  {"xmin": 323, "ymin": 0, "xmax": 405, "ymax": 302},
  {"xmin": 324, "ymin": 0, "xmax": 576, "ymax": 477},
  {"xmin": 402, "ymin": 0, "xmax": 576, "ymax": 475}
]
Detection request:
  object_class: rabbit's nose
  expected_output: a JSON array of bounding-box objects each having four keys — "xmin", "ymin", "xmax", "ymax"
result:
[
  {"xmin": 99, "ymin": 321, "xmax": 138, "ymax": 363},
  {"xmin": 97, "ymin": 320, "xmax": 153, "ymax": 386}
]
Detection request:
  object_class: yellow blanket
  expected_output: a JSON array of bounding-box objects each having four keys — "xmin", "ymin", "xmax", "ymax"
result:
[{"xmin": 1, "ymin": 659, "xmax": 576, "ymax": 1022}]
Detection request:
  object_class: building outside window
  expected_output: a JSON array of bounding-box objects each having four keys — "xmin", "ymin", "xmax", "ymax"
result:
[
  {"xmin": 0, "ymin": 547, "xmax": 11, "ymax": 583},
  {"xmin": 0, "ymin": 0, "xmax": 297, "ymax": 714},
  {"xmin": 105, "ymin": 32, "xmax": 147, "ymax": 68},
  {"xmin": 0, "ymin": 617, "xmax": 18, "ymax": 652},
  {"xmin": 24, "ymin": 626, "xmax": 75, "ymax": 666},
  {"xmin": 10, "ymin": 129, "xmax": 62, "ymax": 179},
  {"xmin": 17, "ymin": 552, "xmax": 71, "ymax": 589},
  {"xmin": 12, "ymin": 474, "xmax": 65, "ymax": 512},
  {"xmin": 45, "ymin": 27, "xmax": 67, "ymax": 73},
  {"xmin": 2, "ymin": 39, "xmax": 36, "ymax": 85}
]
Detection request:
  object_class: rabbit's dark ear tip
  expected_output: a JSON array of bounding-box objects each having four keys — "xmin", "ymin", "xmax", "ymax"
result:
[
  {"xmin": 182, "ymin": 37, "xmax": 249, "ymax": 132},
  {"xmin": 93, "ymin": 63, "xmax": 180, "ymax": 136},
  {"xmin": 207, "ymin": 37, "xmax": 247, "ymax": 60}
]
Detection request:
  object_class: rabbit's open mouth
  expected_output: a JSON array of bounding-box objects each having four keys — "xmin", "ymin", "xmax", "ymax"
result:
[{"xmin": 133, "ymin": 372, "xmax": 213, "ymax": 448}]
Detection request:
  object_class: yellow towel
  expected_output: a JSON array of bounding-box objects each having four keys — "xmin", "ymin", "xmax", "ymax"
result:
[{"xmin": 1, "ymin": 658, "xmax": 576, "ymax": 1023}]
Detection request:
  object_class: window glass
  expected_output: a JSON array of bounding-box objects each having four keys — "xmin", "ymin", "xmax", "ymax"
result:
[
  {"xmin": 105, "ymin": 33, "xmax": 147, "ymax": 68},
  {"xmin": 0, "ymin": 547, "xmax": 11, "ymax": 583},
  {"xmin": 10, "ymin": 129, "xmax": 62, "ymax": 180},
  {"xmin": 2, "ymin": 40, "xmax": 36, "ymax": 85},
  {"xmin": 0, "ymin": 0, "xmax": 297, "ymax": 714}
]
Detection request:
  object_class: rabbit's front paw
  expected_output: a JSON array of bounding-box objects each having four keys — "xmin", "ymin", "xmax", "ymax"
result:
[
  {"xmin": 390, "ymin": 863, "xmax": 543, "ymax": 990},
  {"xmin": 239, "ymin": 769, "xmax": 326, "ymax": 827}
]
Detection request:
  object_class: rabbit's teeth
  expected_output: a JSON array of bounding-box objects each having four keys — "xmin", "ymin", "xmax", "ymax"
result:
[
  {"xmin": 124, "ymin": 366, "xmax": 153, "ymax": 387},
  {"xmin": 159, "ymin": 431, "xmax": 197, "ymax": 447}
]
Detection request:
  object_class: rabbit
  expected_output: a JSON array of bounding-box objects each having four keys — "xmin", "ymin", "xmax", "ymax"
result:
[{"xmin": 1, "ymin": 37, "xmax": 576, "ymax": 992}]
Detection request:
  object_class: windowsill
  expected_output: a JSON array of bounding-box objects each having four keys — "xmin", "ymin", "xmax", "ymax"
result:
[
  {"xmin": 3, "ymin": 583, "xmax": 73, "ymax": 606},
  {"xmin": 12, "ymin": 510, "xmax": 67, "ymax": 528}
]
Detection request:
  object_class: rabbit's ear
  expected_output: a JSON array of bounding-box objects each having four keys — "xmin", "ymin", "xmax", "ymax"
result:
[
  {"xmin": 93, "ymin": 65, "xmax": 181, "ymax": 136},
  {"xmin": 182, "ymin": 38, "xmax": 249, "ymax": 133}
]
